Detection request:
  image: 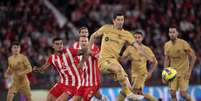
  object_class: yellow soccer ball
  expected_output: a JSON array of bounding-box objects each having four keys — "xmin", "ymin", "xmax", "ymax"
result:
[{"xmin": 162, "ymin": 67, "xmax": 177, "ymax": 82}]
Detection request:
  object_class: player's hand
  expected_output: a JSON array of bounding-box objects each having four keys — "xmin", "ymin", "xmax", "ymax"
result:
[
  {"xmin": 185, "ymin": 72, "xmax": 191, "ymax": 80},
  {"xmin": 146, "ymin": 72, "xmax": 152, "ymax": 80},
  {"xmin": 4, "ymin": 72, "xmax": 9, "ymax": 79},
  {"xmin": 162, "ymin": 78, "xmax": 167, "ymax": 84},
  {"xmin": 33, "ymin": 66, "xmax": 39, "ymax": 72},
  {"xmin": 77, "ymin": 62, "xmax": 84, "ymax": 69}
]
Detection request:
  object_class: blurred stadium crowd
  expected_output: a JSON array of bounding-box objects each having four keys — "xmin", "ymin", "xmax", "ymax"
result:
[{"xmin": 0, "ymin": 0, "xmax": 201, "ymax": 90}]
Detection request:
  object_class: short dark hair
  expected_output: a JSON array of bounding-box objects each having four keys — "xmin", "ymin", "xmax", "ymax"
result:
[
  {"xmin": 169, "ymin": 24, "xmax": 178, "ymax": 29},
  {"xmin": 52, "ymin": 37, "xmax": 62, "ymax": 43},
  {"xmin": 135, "ymin": 31, "xmax": 144, "ymax": 37},
  {"xmin": 11, "ymin": 41, "xmax": 20, "ymax": 47},
  {"xmin": 113, "ymin": 12, "xmax": 124, "ymax": 19},
  {"xmin": 79, "ymin": 27, "xmax": 88, "ymax": 33}
]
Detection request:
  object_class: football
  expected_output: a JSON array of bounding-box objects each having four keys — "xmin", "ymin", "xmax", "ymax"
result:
[{"xmin": 162, "ymin": 67, "xmax": 177, "ymax": 82}]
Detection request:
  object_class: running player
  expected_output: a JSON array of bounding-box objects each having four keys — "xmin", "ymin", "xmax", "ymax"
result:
[
  {"xmin": 117, "ymin": 31, "xmax": 158, "ymax": 101},
  {"xmin": 164, "ymin": 25, "xmax": 196, "ymax": 101},
  {"xmin": 88, "ymin": 12, "xmax": 148, "ymax": 100},
  {"xmin": 4, "ymin": 41, "xmax": 33, "ymax": 101},
  {"xmin": 33, "ymin": 37, "xmax": 82, "ymax": 101}
]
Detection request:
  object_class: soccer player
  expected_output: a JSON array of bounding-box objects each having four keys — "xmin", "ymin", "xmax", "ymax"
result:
[
  {"xmin": 73, "ymin": 27, "xmax": 89, "ymax": 49},
  {"xmin": 71, "ymin": 27, "xmax": 108, "ymax": 101},
  {"xmin": 117, "ymin": 31, "xmax": 158, "ymax": 101},
  {"xmin": 88, "ymin": 12, "xmax": 148, "ymax": 100},
  {"xmin": 4, "ymin": 41, "xmax": 33, "ymax": 101},
  {"xmin": 33, "ymin": 37, "xmax": 82, "ymax": 101},
  {"xmin": 164, "ymin": 25, "xmax": 196, "ymax": 101},
  {"xmin": 72, "ymin": 36, "xmax": 108, "ymax": 101}
]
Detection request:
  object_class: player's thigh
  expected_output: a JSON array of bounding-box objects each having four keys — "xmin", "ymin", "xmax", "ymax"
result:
[
  {"xmin": 132, "ymin": 74, "xmax": 146, "ymax": 90},
  {"xmin": 179, "ymin": 77, "xmax": 189, "ymax": 92},
  {"xmin": 19, "ymin": 85, "xmax": 33, "ymax": 101},
  {"xmin": 83, "ymin": 87, "xmax": 96, "ymax": 101},
  {"xmin": 73, "ymin": 87, "xmax": 85, "ymax": 101},
  {"xmin": 47, "ymin": 93, "xmax": 56, "ymax": 101},
  {"xmin": 56, "ymin": 92, "xmax": 70, "ymax": 101},
  {"xmin": 168, "ymin": 77, "xmax": 178, "ymax": 91},
  {"xmin": 48, "ymin": 83, "xmax": 65, "ymax": 100},
  {"xmin": 101, "ymin": 59, "xmax": 127, "ymax": 80},
  {"xmin": 100, "ymin": 59, "xmax": 121, "ymax": 73},
  {"xmin": 72, "ymin": 95, "xmax": 82, "ymax": 101}
]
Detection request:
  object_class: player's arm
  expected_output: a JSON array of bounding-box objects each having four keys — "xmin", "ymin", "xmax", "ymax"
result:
[
  {"xmin": 119, "ymin": 47, "xmax": 131, "ymax": 64},
  {"xmin": 17, "ymin": 56, "xmax": 32, "ymax": 75},
  {"xmin": 164, "ymin": 43, "xmax": 170, "ymax": 68},
  {"xmin": 4, "ymin": 59, "xmax": 12, "ymax": 78},
  {"xmin": 132, "ymin": 42, "xmax": 152, "ymax": 61},
  {"xmin": 33, "ymin": 56, "xmax": 53, "ymax": 73},
  {"xmin": 89, "ymin": 30, "xmax": 103, "ymax": 52},
  {"xmin": 147, "ymin": 49, "xmax": 158, "ymax": 80},
  {"xmin": 184, "ymin": 42, "xmax": 196, "ymax": 78},
  {"xmin": 33, "ymin": 62, "xmax": 51, "ymax": 73},
  {"xmin": 188, "ymin": 48, "xmax": 196, "ymax": 72}
]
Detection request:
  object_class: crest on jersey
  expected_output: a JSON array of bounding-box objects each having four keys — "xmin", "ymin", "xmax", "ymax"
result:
[{"xmin": 105, "ymin": 37, "xmax": 109, "ymax": 41}]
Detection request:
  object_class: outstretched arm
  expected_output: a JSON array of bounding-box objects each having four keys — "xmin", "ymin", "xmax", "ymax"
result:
[{"xmin": 33, "ymin": 62, "xmax": 51, "ymax": 73}]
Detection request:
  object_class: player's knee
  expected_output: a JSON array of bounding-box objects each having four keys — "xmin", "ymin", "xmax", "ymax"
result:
[
  {"xmin": 170, "ymin": 90, "xmax": 177, "ymax": 98},
  {"xmin": 180, "ymin": 91, "xmax": 188, "ymax": 99},
  {"xmin": 132, "ymin": 88, "xmax": 143, "ymax": 95},
  {"xmin": 47, "ymin": 93, "xmax": 56, "ymax": 101},
  {"xmin": 109, "ymin": 64, "xmax": 121, "ymax": 73}
]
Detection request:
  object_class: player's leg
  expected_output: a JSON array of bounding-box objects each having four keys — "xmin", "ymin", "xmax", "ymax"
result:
[
  {"xmin": 47, "ymin": 83, "xmax": 64, "ymax": 101},
  {"xmin": 109, "ymin": 63, "xmax": 131, "ymax": 94},
  {"xmin": 6, "ymin": 86, "xmax": 16, "ymax": 101},
  {"xmin": 46, "ymin": 93, "xmax": 57, "ymax": 101},
  {"xmin": 56, "ymin": 93, "xmax": 70, "ymax": 101},
  {"xmin": 133, "ymin": 75, "xmax": 158, "ymax": 101},
  {"xmin": 55, "ymin": 85, "xmax": 76, "ymax": 101},
  {"xmin": 19, "ymin": 85, "xmax": 33, "ymax": 101},
  {"xmin": 143, "ymin": 93, "xmax": 158, "ymax": 101},
  {"xmin": 104, "ymin": 59, "xmax": 143, "ymax": 100},
  {"xmin": 93, "ymin": 90, "xmax": 109, "ymax": 101},
  {"xmin": 179, "ymin": 78, "xmax": 192, "ymax": 101},
  {"xmin": 169, "ymin": 77, "xmax": 178, "ymax": 101},
  {"xmin": 82, "ymin": 87, "xmax": 96, "ymax": 101},
  {"xmin": 72, "ymin": 86, "xmax": 84, "ymax": 101},
  {"xmin": 116, "ymin": 90, "xmax": 126, "ymax": 101}
]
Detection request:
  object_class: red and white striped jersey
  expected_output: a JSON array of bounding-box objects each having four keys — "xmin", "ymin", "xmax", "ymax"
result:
[
  {"xmin": 80, "ymin": 46, "xmax": 101, "ymax": 87},
  {"xmin": 47, "ymin": 48, "xmax": 82, "ymax": 86}
]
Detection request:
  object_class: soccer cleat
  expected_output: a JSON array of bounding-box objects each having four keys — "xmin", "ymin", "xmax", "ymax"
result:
[{"xmin": 126, "ymin": 93, "xmax": 144, "ymax": 101}]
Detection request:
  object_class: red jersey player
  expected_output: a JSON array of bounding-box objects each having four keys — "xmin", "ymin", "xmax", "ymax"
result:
[
  {"xmin": 33, "ymin": 37, "xmax": 83, "ymax": 101},
  {"xmin": 72, "ymin": 27, "xmax": 108, "ymax": 101}
]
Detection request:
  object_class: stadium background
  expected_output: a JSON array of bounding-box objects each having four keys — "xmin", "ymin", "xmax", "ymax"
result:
[{"xmin": 0, "ymin": 0, "xmax": 200, "ymax": 100}]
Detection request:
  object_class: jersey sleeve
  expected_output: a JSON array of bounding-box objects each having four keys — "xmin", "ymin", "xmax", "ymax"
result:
[
  {"xmin": 7, "ymin": 58, "xmax": 12, "ymax": 72},
  {"xmin": 164, "ymin": 43, "xmax": 168, "ymax": 56},
  {"xmin": 122, "ymin": 46, "xmax": 131, "ymax": 60},
  {"xmin": 127, "ymin": 32, "xmax": 135, "ymax": 45},
  {"xmin": 183, "ymin": 41, "xmax": 191, "ymax": 53},
  {"xmin": 91, "ymin": 47, "xmax": 100, "ymax": 58},
  {"xmin": 23, "ymin": 56, "xmax": 32, "ymax": 69},
  {"xmin": 47, "ymin": 55, "xmax": 53, "ymax": 65},
  {"xmin": 68, "ymin": 48, "xmax": 78, "ymax": 57},
  {"xmin": 95, "ymin": 25, "xmax": 109, "ymax": 36},
  {"xmin": 147, "ymin": 47, "xmax": 155, "ymax": 58}
]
